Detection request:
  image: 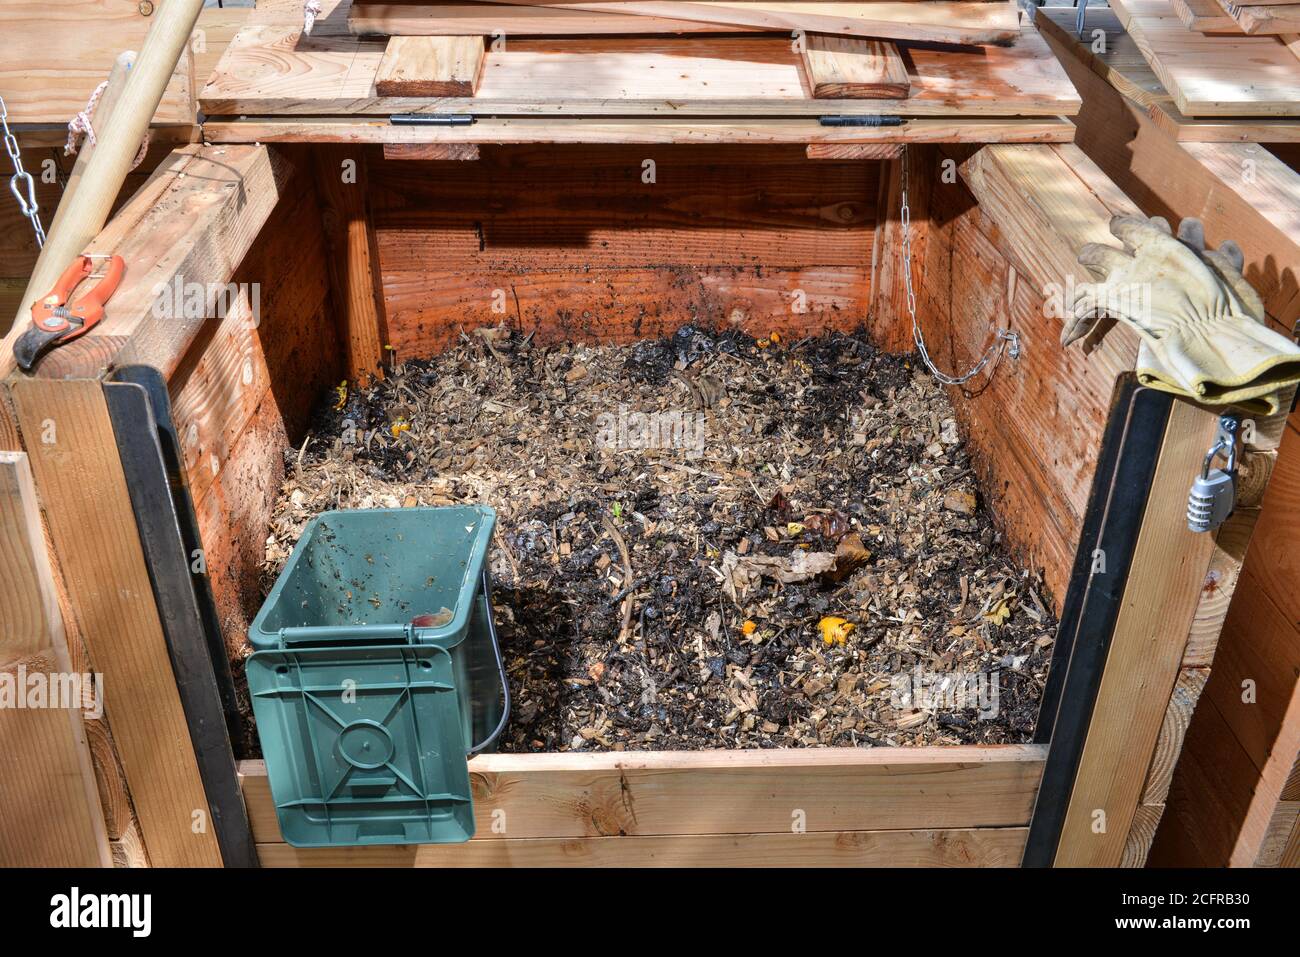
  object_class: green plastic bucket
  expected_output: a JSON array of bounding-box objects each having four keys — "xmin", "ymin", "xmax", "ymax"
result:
[{"xmin": 247, "ymin": 507, "xmax": 508, "ymax": 848}]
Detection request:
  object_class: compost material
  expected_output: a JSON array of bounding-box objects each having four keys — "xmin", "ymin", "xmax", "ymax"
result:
[{"xmin": 262, "ymin": 326, "xmax": 1057, "ymax": 751}]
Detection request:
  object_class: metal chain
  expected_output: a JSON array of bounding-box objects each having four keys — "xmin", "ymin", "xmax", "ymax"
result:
[
  {"xmin": 900, "ymin": 144, "xmax": 1018, "ymax": 387},
  {"xmin": 1, "ymin": 93, "xmax": 46, "ymax": 249}
]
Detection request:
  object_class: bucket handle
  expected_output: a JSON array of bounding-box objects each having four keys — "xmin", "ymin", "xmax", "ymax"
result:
[{"xmin": 467, "ymin": 569, "xmax": 511, "ymax": 757}]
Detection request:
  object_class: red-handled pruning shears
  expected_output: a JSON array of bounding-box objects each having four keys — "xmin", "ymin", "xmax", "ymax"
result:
[{"xmin": 14, "ymin": 253, "xmax": 125, "ymax": 372}]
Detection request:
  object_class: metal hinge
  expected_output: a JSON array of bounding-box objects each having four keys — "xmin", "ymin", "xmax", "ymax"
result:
[{"xmin": 390, "ymin": 114, "xmax": 476, "ymax": 126}]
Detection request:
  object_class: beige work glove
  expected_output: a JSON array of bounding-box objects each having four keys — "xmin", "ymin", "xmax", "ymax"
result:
[{"xmin": 1063, "ymin": 214, "xmax": 1300, "ymax": 415}]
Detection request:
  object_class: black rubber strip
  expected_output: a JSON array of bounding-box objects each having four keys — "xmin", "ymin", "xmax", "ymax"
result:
[
  {"xmin": 104, "ymin": 377, "xmax": 259, "ymax": 868},
  {"xmin": 1033, "ymin": 377, "xmax": 1138, "ymax": 743},
  {"xmin": 1021, "ymin": 385, "xmax": 1174, "ymax": 867},
  {"xmin": 110, "ymin": 366, "xmax": 244, "ymax": 748}
]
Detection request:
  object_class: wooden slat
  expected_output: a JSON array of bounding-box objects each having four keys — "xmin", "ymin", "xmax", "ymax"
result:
[
  {"xmin": 204, "ymin": 116, "xmax": 1077, "ymax": 146},
  {"xmin": 800, "ymin": 35, "xmax": 911, "ymax": 98},
  {"xmin": 314, "ymin": 147, "xmax": 389, "ymax": 384},
  {"xmin": 491, "ymin": 2, "xmax": 1020, "ymax": 45},
  {"xmin": 240, "ymin": 746, "xmax": 1046, "ymax": 843},
  {"xmin": 6, "ymin": 382, "xmax": 223, "ymax": 867},
  {"xmin": 166, "ymin": 182, "xmax": 334, "ymax": 510},
  {"xmin": 1172, "ymin": 0, "xmax": 1243, "ymax": 31},
  {"xmin": 1109, "ymin": 0, "xmax": 1300, "ymax": 116},
  {"xmin": 1222, "ymin": 1, "xmax": 1300, "ymax": 35},
  {"xmin": 0, "ymin": 452, "xmax": 111, "ymax": 867},
  {"xmin": 375, "ymin": 35, "xmax": 486, "ymax": 95},
  {"xmin": 1038, "ymin": 7, "xmax": 1300, "ymax": 141},
  {"xmin": 1181, "ymin": 507, "xmax": 1258, "ymax": 666},
  {"xmin": 350, "ymin": 1, "xmax": 751, "ymax": 34},
  {"xmin": 1056, "ymin": 399, "xmax": 1220, "ymax": 867},
  {"xmin": 806, "ymin": 142, "xmax": 902, "ymax": 159},
  {"xmin": 256, "ymin": 827, "xmax": 1028, "ymax": 866},
  {"xmin": 199, "ymin": 20, "xmax": 1081, "ymax": 117},
  {"xmin": 383, "ymin": 143, "xmax": 482, "ymax": 159},
  {"xmin": 1140, "ymin": 668, "xmax": 1209, "ymax": 805},
  {"xmin": 366, "ymin": 143, "xmax": 873, "ymax": 355}
]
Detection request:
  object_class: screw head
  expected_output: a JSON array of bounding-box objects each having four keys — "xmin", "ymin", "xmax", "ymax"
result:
[{"xmin": 138, "ymin": 1, "xmax": 154, "ymax": 15}]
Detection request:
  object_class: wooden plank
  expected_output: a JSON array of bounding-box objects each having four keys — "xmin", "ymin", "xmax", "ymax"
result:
[
  {"xmin": 383, "ymin": 143, "xmax": 482, "ymax": 159},
  {"xmin": 370, "ymin": 143, "xmax": 875, "ymax": 268},
  {"xmin": 375, "ymin": 35, "xmax": 486, "ymax": 95},
  {"xmin": 240, "ymin": 746, "xmax": 1046, "ymax": 843},
  {"xmin": 1141, "ymin": 668, "xmax": 1209, "ymax": 805},
  {"xmin": 1181, "ymin": 506, "xmax": 1258, "ymax": 666},
  {"xmin": 204, "ymin": 116, "xmax": 1078, "ymax": 146},
  {"xmin": 1256, "ymin": 800, "xmax": 1300, "ymax": 865},
  {"xmin": 1205, "ymin": 570, "xmax": 1299, "ymax": 776},
  {"xmin": 1171, "ymin": 0, "xmax": 1243, "ymax": 31},
  {"xmin": 315, "ymin": 147, "xmax": 389, "ymax": 384},
  {"xmin": 166, "ymin": 182, "xmax": 334, "ymax": 509},
  {"xmin": 491, "ymin": 1, "xmax": 1021, "ymax": 45},
  {"xmin": 256, "ymin": 827, "xmax": 1028, "ymax": 866},
  {"xmin": 350, "ymin": 1, "xmax": 752, "ymax": 34},
  {"xmin": 896, "ymin": 143, "xmax": 1142, "ymax": 608},
  {"xmin": 806, "ymin": 142, "xmax": 902, "ymax": 159},
  {"xmin": 199, "ymin": 23, "xmax": 1081, "ymax": 117},
  {"xmin": 800, "ymin": 35, "xmax": 911, "ymax": 99},
  {"xmin": 0, "ymin": 0, "xmax": 196, "ymax": 125},
  {"xmin": 1038, "ymin": 7, "xmax": 1300, "ymax": 142},
  {"xmin": 1037, "ymin": 13, "xmax": 1300, "ymax": 328},
  {"xmin": 959, "ymin": 143, "xmax": 1144, "ymax": 321},
  {"xmin": 1156, "ymin": 691, "xmax": 1263, "ymax": 864},
  {"xmin": 1056, "ymin": 398, "xmax": 1220, "ymax": 867},
  {"xmin": 1224, "ymin": 1, "xmax": 1300, "ymax": 35},
  {"xmin": 1036, "ymin": 7, "xmax": 1174, "ymax": 112},
  {"xmin": 1121, "ymin": 803, "xmax": 1166, "ymax": 867},
  {"xmin": 0, "ymin": 145, "xmax": 291, "ymax": 382},
  {"xmin": 0, "ymin": 452, "xmax": 111, "ymax": 867},
  {"xmin": 7, "ymin": 380, "xmax": 222, "ymax": 867},
  {"xmin": 367, "ymin": 143, "xmax": 872, "ymax": 355},
  {"xmin": 1109, "ymin": 0, "xmax": 1300, "ymax": 116}
]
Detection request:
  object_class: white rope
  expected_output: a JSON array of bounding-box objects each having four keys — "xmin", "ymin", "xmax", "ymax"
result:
[
  {"xmin": 65, "ymin": 80, "xmax": 109, "ymax": 156},
  {"xmin": 65, "ymin": 78, "xmax": 151, "ymax": 172},
  {"xmin": 304, "ymin": 0, "xmax": 322, "ymax": 34}
]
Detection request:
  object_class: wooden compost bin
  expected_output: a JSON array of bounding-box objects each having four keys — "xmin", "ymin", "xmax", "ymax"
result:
[
  {"xmin": 2, "ymin": 1, "xmax": 1288, "ymax": 869},
  {"xmin": 1035, "ymin": 4, "xmax": 1300, "ymax": 869},
  {"xmin": 3, "ymin": 136, "xmax": 1282, "ymax": 869}
]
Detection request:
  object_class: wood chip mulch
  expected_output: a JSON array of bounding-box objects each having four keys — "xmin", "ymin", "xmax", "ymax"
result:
[{"xmin": 258, "ymin": 325, "xmax": 1057, "ymax": 753}]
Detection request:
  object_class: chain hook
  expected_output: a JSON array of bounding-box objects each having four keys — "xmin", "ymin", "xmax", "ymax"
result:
[{"xmin": 0, "ymin": 92, "xmax": 47, "ymax": 249}]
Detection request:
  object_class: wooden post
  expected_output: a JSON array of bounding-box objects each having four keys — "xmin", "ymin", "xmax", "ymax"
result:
[
  {"xmin": 1054, "ymin": 399, "xmax": 1221, "ymax": 866},
  {"xmin": 0, "ymin": 451, "xmax": 111, "ymax": 867},
  {"xmin": 11, "ymin": 0, "xmax": 205, "ymax": 332},
  {"xmin": 44, "ymin": 52, "xmax": 138, "ymax": 243},
  {"xmin": 8, "ymin": 379, "xmax": 223, "ymax": 867},
  {"xmin": 314, "ymin": 146, "xmax": 389, "ymax": 384}
]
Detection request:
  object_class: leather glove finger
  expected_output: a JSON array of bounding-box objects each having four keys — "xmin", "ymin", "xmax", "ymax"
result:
[
  {"xmin": 1062, "ymin": 281, "xmax": 1107, "ymax": 346},
  {"xmin": 1110, "ymin": 214, "xmax": 1181, "ymax": 256},
  {"xmin": 1202, "ymin": 248, "xmax": 1266, "ymax": 322},
  {"xmin": 1216, "ymin": 239, "xmax": 1246, "ymax": 274},
  {"xmin": 1176, "ymin": 217, "xmax": 1206, "ymax": 252},
  {"xmin": 1078, "ymin": 241, "xmax": 1133, "ymax": 280}
]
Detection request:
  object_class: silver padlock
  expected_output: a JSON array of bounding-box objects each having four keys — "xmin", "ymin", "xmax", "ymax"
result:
[{"xmin": 1187, "ymin": 418, "xmax": 1238, "ymax": 533}]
